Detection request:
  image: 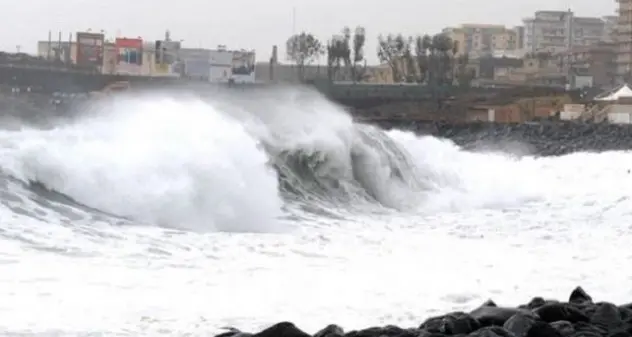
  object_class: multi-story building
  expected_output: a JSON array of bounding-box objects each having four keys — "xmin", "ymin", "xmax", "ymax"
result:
[
  {"xmin": 602, "ymin": 15, "xmax": 618, "ymax": 42},
  {"xmin": 560, "ymin": 42, "xmax": 617, "ymax": 88},
  {"xmin": 442, "ymin": 24, "xmax": 518, "ymax": 57},
  {"xmin": 514, "ymin": 26, "xmax": 526, "ymax": 50},
  {"xmin": 616, "ymin": 0, "xmax": 632, "ymax": 80},
  {"xmin": 523, "ymin": 10, "xmax": 606, "ymax": 54}
]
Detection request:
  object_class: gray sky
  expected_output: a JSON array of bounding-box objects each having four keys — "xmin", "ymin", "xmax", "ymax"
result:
[{"xmin": 0, "ymin": 0, "xmax": 615, "ymax": 65}]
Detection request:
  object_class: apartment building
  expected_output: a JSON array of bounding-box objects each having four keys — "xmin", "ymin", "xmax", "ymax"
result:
[
  {"xmin": 602, "ymin": 15, "xmax": 618, "ymax": 42},
  {"xmin": 442, "ymin": 24, "xmax": 518, "ymax": 57},
  {"xmin": 616, "ymin": 0, "xmax": 632, "ymax": 79},
  {"xmin": 523, "ymin": 10, "xmax": 606, "ymax": 54}
]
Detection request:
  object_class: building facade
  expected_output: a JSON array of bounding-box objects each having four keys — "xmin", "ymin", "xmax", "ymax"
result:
[
  {"xmin": 602, "ymin": 15, "xmax": 618, "ymax": 42},
  {"xmin": 616, "ymin": 0, "xmax": 632, "ymax": 80},
  {"xmin": 523, "ymin": 10, "xmax": 606, "ymax": 54},
  {"xmin": 442, "ymin": 24, "xmax": 518, "ymax": 57},
  {"xmin": 561, "ymin": 43, "xmax": 617, "ymax": 88}
]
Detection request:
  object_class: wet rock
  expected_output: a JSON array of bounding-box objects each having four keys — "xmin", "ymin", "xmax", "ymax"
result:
[
  {"xmin": 549, "ymin": 321, "xmax": 574, "ymax": 336},
  {"xmin": 225, "ymin": 287, "xmax": 632, "ymax": 337},
  {"xmin": 526, "ymin": 321, "xmax": 561, "ymax": 337},
  {"xmin": 503, "ymin": 312, "xmax": 538, "ymax": 337},
  {"xmin": 253, "ymin": 322, "xmax": 311, "ymax": 337},
  {"xmin": 372, "ymin": 121, "xmax": 632, "ymax": 157},
  {"xmin": 569, "ymin": 287, "xmax": 593, "ymax": 305},
  {"xmin": 590, "ymin": 302, "xmax": 623, "ymax": 329},
  {"xmin": 467, "ymin": 326, "xmax": 514, "ymax": 337},
  {"xmin": 419, "ymin": 312, "xmax": 480, "ymax": 335},
  {"xmin": 345, "ymin": 326, "xmax": 417, "ymax": 337},
  {"xmin": 535, "ymin": 303, "xmax": 590, "ymax": 323},
  {"xmin": 470, "ymin": 305, "xmax": 527, "ymax": 327},
  {"xmin": 570, "ymin": 321, "xmax": 604, "ymax": 337},
  {"xmin": 315, "ymin": 325, "xmax": 344, "ymax": 337},
  {"xmin": 525, "ymin": 297, "xmax": 551, "ymax": 310},
  {"xmin": 216, "ymin": 327, "xmax": 251, "ymax": 337}
]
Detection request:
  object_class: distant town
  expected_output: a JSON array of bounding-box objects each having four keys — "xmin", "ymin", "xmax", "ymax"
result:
[{"xmin": 1, "ymin": 6, "xmax": 632, "ymax": 125}]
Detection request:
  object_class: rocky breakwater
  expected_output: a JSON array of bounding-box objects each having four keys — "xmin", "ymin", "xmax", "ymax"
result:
[
  {"xmin": 216, "ymin": 287, "xmax": 632, "ymax": 337},
  {"xmin": 370, "ymin": 121, "xmax": 632, "ymax": 156}
]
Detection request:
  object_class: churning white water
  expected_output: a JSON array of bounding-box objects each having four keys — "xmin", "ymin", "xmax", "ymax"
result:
[{"xmin": 0, "ymin": 90, "xmax": 631, "ymax": 336}]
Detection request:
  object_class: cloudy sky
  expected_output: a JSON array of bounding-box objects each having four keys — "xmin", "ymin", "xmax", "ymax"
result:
[{"xmin": 0, "ymin": 0, "xmax": 615, "ymax": 64}]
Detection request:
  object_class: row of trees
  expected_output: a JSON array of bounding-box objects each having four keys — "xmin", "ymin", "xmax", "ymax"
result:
[
  {"xmin": 285, "ymin": 28, "xmax": 474, "ymax": 86},
  {"xmin": 285, "ymin": 26, "xmax": 367, "ymax": 82}
]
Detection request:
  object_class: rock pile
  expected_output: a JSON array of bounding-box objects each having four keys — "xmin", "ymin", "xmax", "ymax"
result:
[
  {"xmin": 216, "ymin": 287, "xmax": 632, "ymax": 337},
  {"xmin": 371, "ymin": 121, "xmax": 632, "ymax": 156}
]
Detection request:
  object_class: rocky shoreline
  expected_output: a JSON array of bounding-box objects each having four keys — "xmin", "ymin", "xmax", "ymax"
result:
[
  {"xmin": 368, "ymin": 120, "xmax": 632, "ymax": 156},
  {"xmin": 217, "ymin": 287, "xmax": 631, "ymax": 337}
]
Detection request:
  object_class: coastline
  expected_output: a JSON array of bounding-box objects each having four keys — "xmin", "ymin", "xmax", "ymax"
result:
[
  {"xmin": 216, "ymin": 287, "xmax": 632, "ymax": 337},
  {"xmin": 364, "ymin": 120, "xmax": 632, "ymax": 156}
]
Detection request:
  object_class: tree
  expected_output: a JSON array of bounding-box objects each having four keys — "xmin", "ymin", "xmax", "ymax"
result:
[
  {"xmin": 414, "ymin": 35, "xmax": 432, "ymax": 83},
  {"xmin": 454, "ymin": 54, "xmax": 474, "ymax": 88},
  {"xmin": 429, "ymin": 33, "xmax": 454, "ymax": 85},
  {"xmin": 351, "ymin": 26, "xmax": 367, "ymax": 82},
  {"xmin": 286, "ymin": 32, "xmax": 324, "ymax": 80},
  {"xmin": 326, "ymin": 34, "xmax": 348, "ymax": 81},
  {"xmin": 377, "ymin": 34, "xmax": 409, "ymax": 82},
  {"xmin": 326, "ymin": 26, "xmax": 366, "ymax": 82}
]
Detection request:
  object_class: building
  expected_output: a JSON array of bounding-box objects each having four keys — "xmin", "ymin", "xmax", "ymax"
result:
[
  {"xmin": 175, "ymin": 46, "xmax": 256, "ymax": 83},
  {"xmin": 523, "ymin": 10, "xmax": 606, "ymax": 54},
  {"xmin": 616, "ymin": 0, "xmax": 632, "ymax": 80},
  {"xmin": 560, "ymin": 42, "xmax": 617, "ymax": 88},
  {"xmin": 602, "ymin": 15, "xmax": 618, "ymax": 42},
  {"xmin": 491, "ymin": 56, "xmax": 566, "ymax": 86},
  {"xmin": 442, "ymin": 24, "xmax": 518, "ymax": 57},
  {"xmin": 514, "ymin": 26, "xmax": 525, "ymax": 50}
]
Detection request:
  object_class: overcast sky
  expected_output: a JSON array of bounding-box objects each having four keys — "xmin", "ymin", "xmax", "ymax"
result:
[{"xmin": 0, "ymin": 0, "xmax": 615, "ymax": 64}]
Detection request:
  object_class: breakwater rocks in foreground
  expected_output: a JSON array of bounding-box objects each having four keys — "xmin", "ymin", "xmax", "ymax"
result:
[
  {"xmin": 217, "ymin": 287, "xmax": 632, "ymax": 337},
  {"xmin": 371, "ymin": 121, "xmax": 632, "ymax": 156}
]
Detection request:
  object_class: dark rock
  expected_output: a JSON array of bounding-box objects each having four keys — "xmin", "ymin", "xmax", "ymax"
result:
[
  {"xmin": 419, "ymin": 312, "xmax": 480, "ymax": 335},
  {"xmin": 467, "ymin": 326, "xmax": 514, "ymax": 337},
  {"xmin": 503, "ymin": 313, "xmax": 538, "ymax": 337},
  {"xmin": 345, "ymin": 326, "xmax": 417, "ymax": 337},
  {"xmin": 482, "ymin": 300, "xmax": 498, "ymax": 307},
  {"xmin": 370, "ymin": 121, "xmax": 632, "ymax": 157},
  {"xmin": 525, "ymin": 297, "xmax": 548, "ymax": 310},
  {"xmin": 470, "ymin": 305, "xmax": 527, "ymax": 327},
  {"xmin": 609, "ymin": 332, "xmax": 632, "ymax": 337},
  {"xmin": 417, "ymin": 331, "xmax": 449, "ymax": 337},
  {"xmin": 550, "ymin": 321, "xmax": 575, "ymax": 336},
  {"xmin": 216, "ymin": 328, "xmax": 251, "ymax": 337},
  {"xmin": 569, "ymin": 287, "xmax": 593, "ymax": 305},
  {"xmin": 225, "ymin": 288, "xmax": 632, "ymax": 337},
  {"xmin": 253, "ymin": 322, "xmax": 310, "ymax": 337},
  {"xmin": 315, "ymin": 325, "xmax": 345, "ymax": 337},
  {"xmin": 526, "ymin": 321, "xmax": 562, "ymax": 337},
  {"xmin": 572, "ymin": 321, "xmax": 606, "ymax": 337},
  {"xmin": 534, "ymin": 303, "xmax": 590, "ymax": 323},
  {"xmin": 591, "ymin": 302, "xmax": 623, "ymax": 329}
]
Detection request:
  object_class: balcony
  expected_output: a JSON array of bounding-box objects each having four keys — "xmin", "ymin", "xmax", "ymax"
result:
[{"xmin": 618, "ymin": 24, "xmax": 632, "ymax": 33}]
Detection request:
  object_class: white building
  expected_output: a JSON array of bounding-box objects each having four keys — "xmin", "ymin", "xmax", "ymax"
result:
[
  {"xmin": 178, "ymin": 46, "xmax": 255, "ymax": 83},
  {"xmin": 523, "ymin": 10, "xmax": 606, "ymax": 54}
]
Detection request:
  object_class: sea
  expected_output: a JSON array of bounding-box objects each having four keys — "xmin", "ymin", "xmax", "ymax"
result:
[{"xmin": 0, "ymin": 88, "xmax": 631, "ymax": 337}]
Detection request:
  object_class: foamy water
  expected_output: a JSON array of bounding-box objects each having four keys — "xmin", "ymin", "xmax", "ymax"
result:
[{"xmin": 0, "ymin": 90, "xmax": 631, "ymax": 336}]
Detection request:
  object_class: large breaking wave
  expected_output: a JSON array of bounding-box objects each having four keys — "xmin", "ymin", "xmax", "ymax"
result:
[{"xmin": 0, "ymin": 88, "xmax": 549, "ymax": 232}]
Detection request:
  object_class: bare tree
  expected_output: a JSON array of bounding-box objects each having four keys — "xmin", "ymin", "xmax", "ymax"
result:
[
  {"xmin": 414, "ymin": 35, "xmax": 432, "ymax": 83},
  {"xmin": 377, "ymin": 34, "xmax": 409, "ymax": 82},
  {"xmin": 351, "ymin": 26, "xmax": 367, "ymax": 82},
  {"xmin": 286, "ymin": 32, "xmax": 324, "ymax": 80},
  {"xmin": 326, "ymin": 34, "xmax": 348, "ymax": 81}
]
